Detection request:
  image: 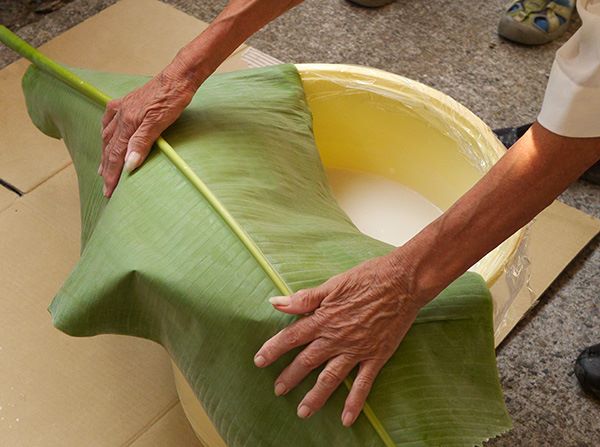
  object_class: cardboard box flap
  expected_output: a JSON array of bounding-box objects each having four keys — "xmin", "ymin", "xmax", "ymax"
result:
[
  {"xmin": 0, "ymin": 184, "xmax": 18, "ymax": 212},
  {"xmin": 493, "ymin": 200, "xmax": 600, "ymax": 344},
  {"xmin": 1, "ymin": 0, "xmax": 598, "ymax": 444},
  {"xmin": 0, "ymin": 166, "xmax": 177, "ymax": 446},
  {"xmin": 0, "ymin": 0, "xmax": 246, "ymax": 193},
  {"xmin": 129, "ymin": 403, "xmax": 202, "ymax": 447}
]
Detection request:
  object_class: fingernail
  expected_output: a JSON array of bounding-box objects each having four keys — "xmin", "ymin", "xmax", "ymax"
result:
[
  {"xmin": 103, "ymin": 184, "xmax": 108, "ymax": 197},
  {"xmin": 254, "ymin": 355, "xmax": 266, "ymax": 367},
  {"xmin": 124, "ymin": 152, "xmax": 142, "ymax": 173},
  {"xmin": 97, "ymin": 164, "xmax": 102, "ymax": 175},
  {"xmin": 269, "ymin": 296, "xmax": 291, "ymax": 307},
  {"xmin": 342, "ymin": 411, "xmax": 355, "ymax": 427},
  {"xmin": 297, "ymin": 405, "xmax": 312, "ymax": 419},
  {"xmin": 274, "ymin": 383, "xmax": 287, "ymax": 396}
]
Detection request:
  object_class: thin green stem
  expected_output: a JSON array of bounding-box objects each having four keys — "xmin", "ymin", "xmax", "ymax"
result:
[
  {"xmin": 154, "ymin": 135, "xmax": 293, "ymax": 296},
  {"xmin": 0, "ymin": 25, "xmax": 394, "ymax": 447},
  {"xmin": 0, "ymin": 26, "xmax": 111, "ymax": 106},
  {"xmin": 0, "ymin": 25, "xmax": 291, "ymax": 297}
]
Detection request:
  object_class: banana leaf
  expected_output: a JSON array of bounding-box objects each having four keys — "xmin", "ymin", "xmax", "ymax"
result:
[{"xmin": 22, "ymin": 62, "xmax": 511, "ymax": 446}]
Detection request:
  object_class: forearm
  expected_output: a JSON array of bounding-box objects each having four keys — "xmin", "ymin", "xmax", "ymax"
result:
[
  {"xmin": 166, "ymin": 0, "xmax": 303, "ymax": 89},
  {"xmin": 395, "ymin": 122, "xmax": 600, "ymax": 304}
]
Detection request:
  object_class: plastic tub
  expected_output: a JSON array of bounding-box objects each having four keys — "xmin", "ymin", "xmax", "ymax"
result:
[{"xmin": 173, "ymin": 64, "xmax": 525, "ymax": 446}]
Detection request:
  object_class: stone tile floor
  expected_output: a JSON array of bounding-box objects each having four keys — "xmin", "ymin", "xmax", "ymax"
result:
[{"xmin": 1, "ymin": 0, "xmax": 598, "ymax": 445}]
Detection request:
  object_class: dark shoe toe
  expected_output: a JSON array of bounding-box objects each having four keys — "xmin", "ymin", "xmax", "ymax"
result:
[{"xmin": 575, "ymin": 343, "xmax": 600, "ymax": 400}]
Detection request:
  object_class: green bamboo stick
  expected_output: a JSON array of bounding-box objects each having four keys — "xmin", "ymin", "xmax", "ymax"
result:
[{"xmin": 0, "ymin": 25, "xmax": 395, "ymax": 447}]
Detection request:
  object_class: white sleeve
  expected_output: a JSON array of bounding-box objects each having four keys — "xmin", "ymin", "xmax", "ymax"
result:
[{"xmin": 537, "ymin": 0, "xmax": 600, "ymax": 137}]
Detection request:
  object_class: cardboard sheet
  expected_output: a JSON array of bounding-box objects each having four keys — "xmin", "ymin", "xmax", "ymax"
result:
[
  {"xmin": 0, "ymin": 184, "xmax": 17, "ymax": 212},
  {"xmin": 0, "ymin": 0, "xmax": 247, "ymax": 194},
  {"xmin": 0, "ymin": 0, "xmax": 598, "ymax": 445},
  {"xmin": 0, "ymin": 167, "xmax": 179, "ymax": 446},
  {"xmin": 129, "ymin": 403, "xmax": 202, "ymax": 447},
  {"xmin": 0, "ymin": 1, "xmax": 245, "ymax": 444},
  {"xmin": 493, "ymin": 200, "xmax": 600, "ymax": 344}
]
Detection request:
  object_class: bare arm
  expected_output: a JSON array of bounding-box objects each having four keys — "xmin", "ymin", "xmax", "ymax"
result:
[
  {"xmin": 174, "ymin": 0, "xmax": 304, "ymax": 89},
  {"xmin": 100, "ymin": 0, "xmax": 303, "ymax": 197},
  {"xmin": 397, "ymin": 122, "xmax": 600, "ymax": 303},
  {"xmin": 256, "ymin": 123, "xmax": 600, "ymax": 426},
  {"xmin": 99, "ymin": 0, "xmax": 600, "ymax": 427}
]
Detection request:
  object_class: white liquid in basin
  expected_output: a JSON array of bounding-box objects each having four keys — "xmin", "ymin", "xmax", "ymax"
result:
[{"xmin": 326, "ymin": 168, "xmax": 443, "ymax": 247}]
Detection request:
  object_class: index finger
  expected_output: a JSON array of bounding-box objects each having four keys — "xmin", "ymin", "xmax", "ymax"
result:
[{"xmin": 254, "ymin": 316, "xmax": 319, "ymax": 368}]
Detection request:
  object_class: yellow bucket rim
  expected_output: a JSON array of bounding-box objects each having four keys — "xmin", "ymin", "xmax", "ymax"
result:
[{"xmin": 295, "ymin": 63, "xmax": 526, "ymax": 288}]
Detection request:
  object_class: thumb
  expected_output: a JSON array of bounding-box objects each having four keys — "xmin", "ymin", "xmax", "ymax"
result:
[
  {"xmin": 124, "ymin": 119, "xmax": 163, "ymax": 173},
  {"xmin": 269, "ymin": 285, "xmax": 332, "ymax": 315}
]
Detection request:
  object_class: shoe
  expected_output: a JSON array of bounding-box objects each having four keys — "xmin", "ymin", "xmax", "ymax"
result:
[
  {"xmin": 498, "ymin": 0, "xmax": 575, "ymax": 45},
  {"xmin": 574, "ymin": 343, "xmax": 600, "ymax": 400},
  {"xmin": 346, "ymin": 0, "xmax": 396, "ymax": 7},
  {"xmin": 493, "ymin": 123, "xmax": 532, "ymax": 148},
  {"xmin": 580, "ymin": 160, "xmax": 600, "ymax": 185},
  {"xmin": 493, "ymin": 123, "xmax": 600, "ymax": 185}
]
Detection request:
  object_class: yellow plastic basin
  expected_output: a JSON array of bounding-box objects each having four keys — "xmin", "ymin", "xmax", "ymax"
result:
[{"xmin": 173, "ymin": 64, "xmax": 524, "ymax": 446}]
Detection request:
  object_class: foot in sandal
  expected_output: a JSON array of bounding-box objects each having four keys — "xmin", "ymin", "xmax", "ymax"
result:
[{"xmin": 498, "ymin": 0, "xmax": 575, "ymax": 45}]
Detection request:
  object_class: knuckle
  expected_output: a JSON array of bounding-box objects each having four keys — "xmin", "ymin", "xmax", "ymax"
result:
[
  {"xmin": 127, "ymin": 135, "xmax": 141, "ymax": 149},
  {"xmin": 284, "ymin": 328, "xmax": 300, "ymax": 347},
  {"xmin": 299, "ymin": 287, "xmax": 321, "ymax": 302},
  {"xmin": 107, "ymin": 149, "xmax": 124, "ymax": 165},
  {"xmin": 121, "ymin": 120, "xmax": 136, "ymax": 135},
  {"xmin": 144, "ymin": 108, "xmax": 164, "ymax": 123},
  {"xmin": 354, "ymin": 375, "xmax": 374, "ymax": 391},
  {"xmin": 122, "ymin": 110, "xmax": 135, "ymax": 123},
  {"xmin": 130, "ymin": 133, "xmax": 151, "ymax": 148},
  {"xmin": 319, "ymin": 368, "xmax": 342, "ymax": 387},
  {"xmin": 297, "ymin": 351, "xmax": 319, "ymax": 370},
  {"xmin": 310, "ymin": 310, "xmax": 327, "ymax": 327},
  {"xmin": 117, "ymin": 133, "xmax": 132, "ymax": 145},
  {"xmin": 293, "ymin": 289, "xmax": 309, "ymax": 304},
  {"xmin": 115, "ymin": 110, "xmax": 134, "ymax": 128}
]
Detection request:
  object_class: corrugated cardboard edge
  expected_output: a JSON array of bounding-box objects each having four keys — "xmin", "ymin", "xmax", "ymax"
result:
[
  {"xmin": 1, "ymin": 0, "xmax": 599, "ymax": 444},
  {"xmin": 493, "ymin": 200, "xmax": 600, "ymax": 345},
  {"xmin": 0, "ymin": 183, "xmax": 18, "ymax": 212},
  {"xmin": 0, "ymin": 0, "xmax": 247, "ymax": 194}
]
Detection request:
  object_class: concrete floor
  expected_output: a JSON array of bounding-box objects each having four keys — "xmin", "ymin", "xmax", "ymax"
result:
[{"xmin": 1, "ymin": 0, "xmax": 599, "ymax": 445}]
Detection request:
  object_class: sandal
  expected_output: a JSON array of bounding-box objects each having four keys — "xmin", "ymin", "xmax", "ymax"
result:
[{"xmin": 498, "ymin": 0, "xmax": 575, "ymax": 45}]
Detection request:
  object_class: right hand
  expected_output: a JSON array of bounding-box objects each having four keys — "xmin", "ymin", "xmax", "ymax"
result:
[{"xmin": 99, "ymin": 64, "xmax": 198, "ymax": 197}]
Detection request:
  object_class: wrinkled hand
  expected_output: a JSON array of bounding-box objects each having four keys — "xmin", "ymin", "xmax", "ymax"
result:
[
  {"xmin": 254, "ymin": 255, "xmax": 423, "ymax": 427},
  {"xmin": 99, "ymin": 66, "xmax": 198, "ymax": 197}
]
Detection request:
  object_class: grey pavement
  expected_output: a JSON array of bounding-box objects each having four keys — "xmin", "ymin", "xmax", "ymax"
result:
[{"xmin": 1, "ymin": 0, "xmax": 598, "ymax": 445}]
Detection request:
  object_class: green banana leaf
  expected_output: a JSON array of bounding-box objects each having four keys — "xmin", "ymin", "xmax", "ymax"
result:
[{"xmin": 22, "ymin": 63, "xmax": 511, "ymax": 446}]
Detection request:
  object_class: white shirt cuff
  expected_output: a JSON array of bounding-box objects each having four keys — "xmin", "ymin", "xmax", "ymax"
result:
[
  {"xmin": 538, "ymin": 59, "xmax": 600, "ymax": 138},
  {"xmin": 537, "ymin": 0, "xmax": 600, "ymax": 138}
]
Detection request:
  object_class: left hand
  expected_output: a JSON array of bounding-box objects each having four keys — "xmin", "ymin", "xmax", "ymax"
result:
[
  {"xmin": 253, "ymin": 254, "xmax": 424, "ymax": 427},
  {"xmin": 99, "ymin": 62, "xmax": 199, "ymax": 197}
]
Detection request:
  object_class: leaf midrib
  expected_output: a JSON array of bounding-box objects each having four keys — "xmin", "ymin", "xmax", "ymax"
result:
[{"xmin": 0, "ymin": 26, "xmax": 395, "ymax": 447}]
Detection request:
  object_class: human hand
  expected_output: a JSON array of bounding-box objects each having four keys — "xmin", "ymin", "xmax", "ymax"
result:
[
  {"xmin": 254, "ymin": 254, "xmax": 425, "ymax": 427},
  {"xmin": 99, "ymin": 63, "xmax": 199, "ymax": 197}
]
